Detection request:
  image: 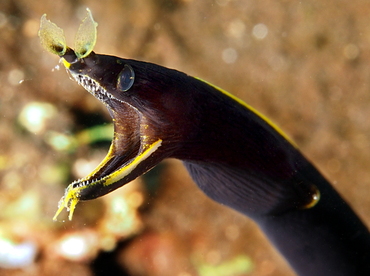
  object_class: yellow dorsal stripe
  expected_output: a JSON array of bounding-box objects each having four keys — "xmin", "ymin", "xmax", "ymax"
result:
[{"xmin": 195, "ymin": 77, "xmax": 297, "ymax": 147}]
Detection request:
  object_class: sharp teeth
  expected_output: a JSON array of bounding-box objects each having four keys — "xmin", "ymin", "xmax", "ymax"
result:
[
  {"xmin": 71, "ymin": 177, "xmax": 104, "ymax": 189},
  {"xmin": 74, "ymin": 74, "xmax": 110, "ymax": 103}
]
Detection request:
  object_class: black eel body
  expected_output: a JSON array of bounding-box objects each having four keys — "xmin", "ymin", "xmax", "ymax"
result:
[{"xmin": 65, "ymin": 53, "xmax": 370, "ymax": 275}]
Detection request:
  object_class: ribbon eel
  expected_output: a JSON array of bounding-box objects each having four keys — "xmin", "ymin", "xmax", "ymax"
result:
[{"xmin": 39, "ymin": 9, "xmax": 370, "ymax": 276}]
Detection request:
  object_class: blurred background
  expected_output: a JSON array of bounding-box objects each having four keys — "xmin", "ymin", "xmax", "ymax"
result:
[{"xmin": 1, "ymin": 0, "xmax": 370, "ymax": 275}]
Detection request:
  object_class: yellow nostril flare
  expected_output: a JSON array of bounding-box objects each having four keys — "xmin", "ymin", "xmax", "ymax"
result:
[
  {"xmin": 74, "ymin": 8, "xmax": 98, "ymax": 59},
  {"xmin": 38, "ymin": 14, "xmax": 67, "ymax": 56},
  {"xmin": 39, "ymin": 8, "xmax": 97, "ymax": 59}
]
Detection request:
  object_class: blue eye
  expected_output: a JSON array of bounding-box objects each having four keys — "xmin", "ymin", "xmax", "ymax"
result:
[{"xmin": 117, "ymin": 64, "xmax": 135, "ymax": 91}]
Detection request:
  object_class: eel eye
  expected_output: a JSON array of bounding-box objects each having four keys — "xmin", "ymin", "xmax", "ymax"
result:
[{"xmin": 117, "ymin": 64, "xmax": 135, "ymax": 92}]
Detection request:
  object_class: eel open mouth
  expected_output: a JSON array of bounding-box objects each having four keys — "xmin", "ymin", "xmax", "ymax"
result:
[
  {"xmin": 53, "ymin": 71, "xmax": 162, "ymax": 221},
  {"xmin": 38, "ymin": 9, "xmax": 163, "ymax": 221}
]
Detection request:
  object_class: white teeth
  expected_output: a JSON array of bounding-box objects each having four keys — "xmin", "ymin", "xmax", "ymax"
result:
[
  {"xmin": 71, "ymin": 179, "xmax": 89, "ymax": 188},
  {"xmin": 74, "ymin": 74, "xmax": 110, "ymax": 102},
  {"xmin": 68, "ymin": 74, "xmax": 114, "ymax": 190},
  {"xmin": 71, "ymin": 178, "xmax": 97, "ymax": 188},
  {"xmin": 70, "ymin": 176, "xmax": 105, "ymax": 189}
]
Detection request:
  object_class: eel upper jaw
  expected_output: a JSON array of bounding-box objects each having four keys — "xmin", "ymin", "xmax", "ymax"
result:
[{"xmin": 53, "ymin": 70, "xmax": 162, "ymax": 221}]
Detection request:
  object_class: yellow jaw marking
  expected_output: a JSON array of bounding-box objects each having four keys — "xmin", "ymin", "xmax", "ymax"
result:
[
  {"xmin": 61, "ymin": 58, "xmax": 71, "ymax": 69},
  {"xmin": 53, "ymin": 186, "xmax": 79, "ymax": 221},
  {"xmin": 53, "ymin": 139, "xmax": 162, "ymax": 221}
]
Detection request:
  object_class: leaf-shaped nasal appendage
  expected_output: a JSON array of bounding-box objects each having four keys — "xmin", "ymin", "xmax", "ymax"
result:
[
  {"xmin": 38, "ymin": 14, "xmax": 67, "ymax": 56},
  {"xmin": 74, "ymin": 8, "xmax": 98, "ymax": 59}
]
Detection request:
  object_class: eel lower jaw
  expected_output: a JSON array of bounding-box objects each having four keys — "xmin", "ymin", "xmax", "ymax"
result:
[{"xmin": 53, "ymin": 134, "xmax": 163, "ymax": 221}]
